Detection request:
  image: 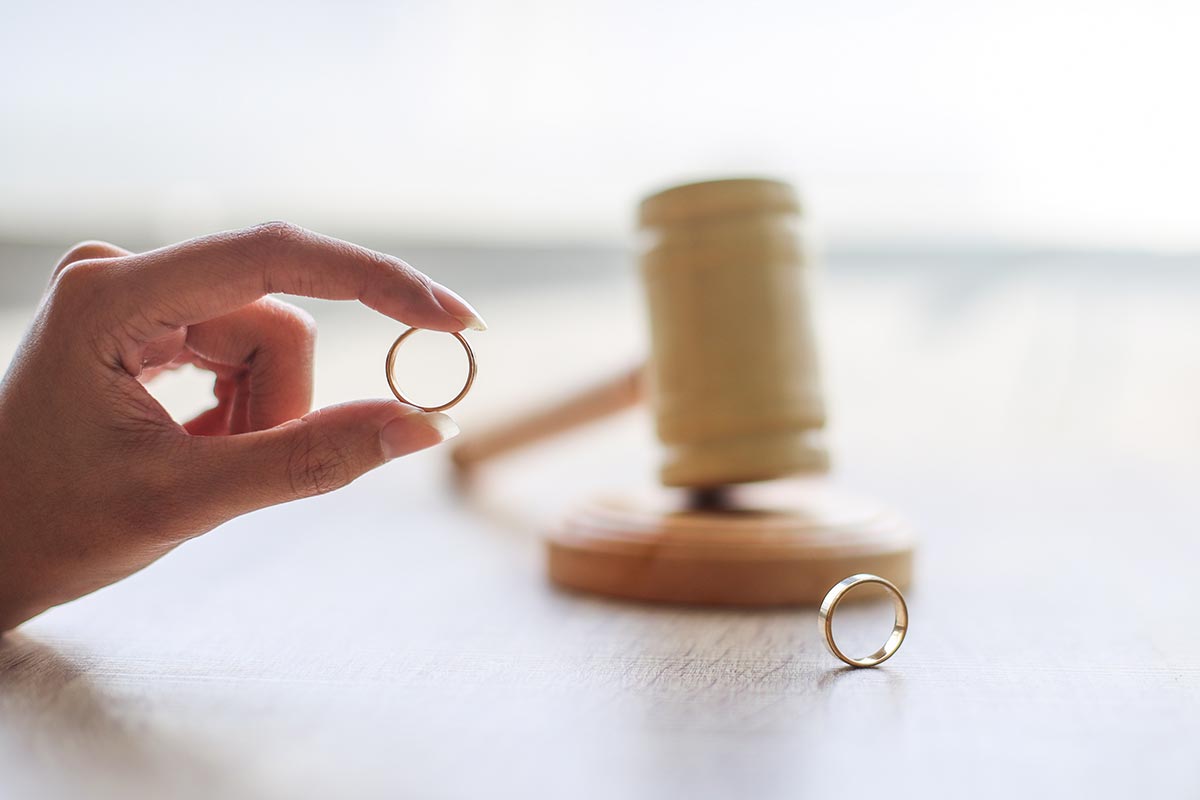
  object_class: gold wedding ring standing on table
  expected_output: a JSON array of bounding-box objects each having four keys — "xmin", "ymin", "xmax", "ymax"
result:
[
  {"xmin": 385, "ymin": 329, "xmax": 477, "ymax": 413},
  {"xmin": 819, "ymin": 574, "xmax": 909, "ymax": 668}
]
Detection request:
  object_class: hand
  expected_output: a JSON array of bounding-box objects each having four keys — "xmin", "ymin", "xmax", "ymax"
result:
[{"xmin": 0, "ymin": 222, "xmax": 486, "ymax": 631}]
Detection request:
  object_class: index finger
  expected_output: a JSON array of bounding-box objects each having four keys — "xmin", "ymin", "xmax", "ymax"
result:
[{"xmin": 91, "ymin": 222, "xmax": 485, "ymax": 342}]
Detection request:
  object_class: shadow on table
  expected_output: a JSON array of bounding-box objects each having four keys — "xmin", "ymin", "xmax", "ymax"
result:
[{"xmin": 0, "ymin": 633, "xmax": 254, "ymax": 800}]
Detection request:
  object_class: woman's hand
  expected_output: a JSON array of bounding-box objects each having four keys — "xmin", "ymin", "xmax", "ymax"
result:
[{"xmin": 0, "ymin": 223, "xmax": 486, "ymax": 632}]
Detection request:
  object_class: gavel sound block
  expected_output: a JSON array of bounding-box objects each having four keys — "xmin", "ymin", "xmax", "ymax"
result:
[{"xmin": 453, "ymin": 178, "xmax": 914, "ymax": 606}]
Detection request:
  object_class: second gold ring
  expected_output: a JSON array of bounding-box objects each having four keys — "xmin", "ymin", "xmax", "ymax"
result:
[{"xmin": 818, "ymin": 573, "xmax": 908, "ymax": 668}]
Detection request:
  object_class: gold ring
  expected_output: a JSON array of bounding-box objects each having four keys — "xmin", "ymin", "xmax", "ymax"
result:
[
  {"xmin": 819, "ymin": 574, "xmax": 908, "ymax": 668},
  {"xmin": 384, "ymin": 328, "xmax": 477, "ymax": 413}
]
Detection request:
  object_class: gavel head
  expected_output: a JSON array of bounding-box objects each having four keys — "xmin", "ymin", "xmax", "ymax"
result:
[{"xmin": 638, "ymin": 178, "xmax": 829, "ymax": 488}]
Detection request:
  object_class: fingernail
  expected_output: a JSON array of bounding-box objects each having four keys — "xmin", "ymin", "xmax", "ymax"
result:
[
  {"xmin": 431, "ymin": 283, "xmax": 488, "ymax": 331},
  {"xmin": 380, "ymin": 411, "xmax": 460, "ymax": 460}
]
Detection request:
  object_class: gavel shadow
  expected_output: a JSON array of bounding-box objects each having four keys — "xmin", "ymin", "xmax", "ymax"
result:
[{"xmin": 0, "ymin": 633, "xmax": 244, "ymax": 799}]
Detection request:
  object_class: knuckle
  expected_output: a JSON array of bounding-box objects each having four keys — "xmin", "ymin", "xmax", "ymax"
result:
[
  {"xmin": 41, "ymin": 259, "xmax": 127, "ymax": 357},
  {"xmin": 248, "ymin": 220, "xmax": 307, "ymax": 248},
  {"xmin": 236, "ymin": 222, "xmax": 311, "ymax": 295},
  {"xmin": 271, "ymin": 301, "xmax": 317, "ymax": 349},
  {"xmin": 286, "ymin": 418, "xmax": 354, "ymax": 497},
  {"xmin": 56, "ymin": 240, "xmax": 119, "ymax": 273},
  {"xmin": 52, "ymin": 258, "xmax": 109, "ymax": 301}
]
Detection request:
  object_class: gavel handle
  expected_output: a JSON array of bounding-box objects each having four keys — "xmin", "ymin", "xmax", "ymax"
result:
[{"xmin": 450, "ymin": 364, "xmax": 646, "ymax": 472}]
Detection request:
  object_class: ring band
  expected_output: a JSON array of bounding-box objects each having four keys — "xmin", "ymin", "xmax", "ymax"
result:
[
  {"xmin": 384, "ymin": 328, "xmax": 477, "ymax": 413},
  {"xmin": 819, "ymin": 574, "xmax": 908, "ymax": 668}
]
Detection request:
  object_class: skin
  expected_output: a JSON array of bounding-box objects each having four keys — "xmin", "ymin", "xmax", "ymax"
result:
[{"xmin": 0, "ymin": 222, "xmax": 486, "ymax": 632}]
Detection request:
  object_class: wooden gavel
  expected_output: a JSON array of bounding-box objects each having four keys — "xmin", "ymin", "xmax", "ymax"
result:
[{"xmin": 452, "ymin": 178, "xmax": 913, "ymax": 606}]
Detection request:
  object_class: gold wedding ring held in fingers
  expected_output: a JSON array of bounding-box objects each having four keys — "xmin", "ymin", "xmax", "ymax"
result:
[
  {"xmin": 385, "ymin": 329, "xmax": 477, "ymax": 413},
  {"xmin": 819, "ymin": 574, "xmax": 908, "ymax": 668}
]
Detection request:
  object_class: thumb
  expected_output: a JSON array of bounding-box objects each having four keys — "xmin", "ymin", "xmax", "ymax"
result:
[{"xmin": 188, "ymin": 400, "xmax": 459, "ymax": 517}]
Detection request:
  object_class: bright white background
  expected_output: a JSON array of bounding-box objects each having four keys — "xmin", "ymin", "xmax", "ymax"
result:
[{"xmin": 3, "ymin": 0, "xmax": 1199, "ymax": 248}]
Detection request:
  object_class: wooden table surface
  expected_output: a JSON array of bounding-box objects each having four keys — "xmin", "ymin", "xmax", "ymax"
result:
[{"xmin": 1, "ymin": 252, "xmax": 1198, "ymax": 798}]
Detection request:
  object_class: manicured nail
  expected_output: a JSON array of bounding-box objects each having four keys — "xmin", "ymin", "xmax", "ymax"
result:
[
  {"xmin": 431, "ymin": 282, "xmax": 488, "ymax": 331},
  {"xmin": 380, "ymin": 411, "xmax": 460, "ymax": 460}
]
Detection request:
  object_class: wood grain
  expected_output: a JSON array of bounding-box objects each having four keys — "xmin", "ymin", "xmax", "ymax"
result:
[
  {"xmin": 1, "ymin": 257, "xmax": 1198, "ymax": 799},
  {"xmin": 640, "ymin": 178, "xmax": 828, "ymax": 486},
  {"xmin": 544, "ymin": 179, "xmax": 911, "ymax": 606},
  {"xmin": 548, "ymin": 481, "xmax": 914, "ymax": 605}
]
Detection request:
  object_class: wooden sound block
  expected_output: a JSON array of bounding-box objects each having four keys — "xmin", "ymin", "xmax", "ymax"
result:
[{"xmin": 547, "ymin": 480, "xmax": 914, "ymax": 606}]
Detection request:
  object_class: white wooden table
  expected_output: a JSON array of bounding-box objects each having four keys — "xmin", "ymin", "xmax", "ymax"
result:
[{"xmin": 2, "ymin": 252, "xmax": 1198, "ymax": 798}]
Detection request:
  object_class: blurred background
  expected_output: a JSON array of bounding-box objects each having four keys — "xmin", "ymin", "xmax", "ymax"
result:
[
  {"xmin": 2, "ymin": 6, "xmax": 1198, "ymax": 796},
  {"xmin": 2, "ymin": 0, "xmax": 1198, "ymax": 471}
]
